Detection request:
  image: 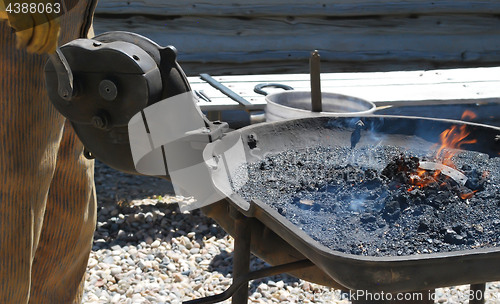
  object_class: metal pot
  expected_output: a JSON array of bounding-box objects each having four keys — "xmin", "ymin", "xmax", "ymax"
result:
[{"xmin": 254, "ymin": 84, "xmax": 376, "ymax": 121}]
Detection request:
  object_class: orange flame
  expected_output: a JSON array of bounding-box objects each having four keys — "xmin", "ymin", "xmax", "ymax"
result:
[
  {"xmin": 408, "ymin": 110, "xmax": 478, "ymax": 198},
  {"xmin": 435, "ymin": 110, "xmax": 477, "ymax": 168}
]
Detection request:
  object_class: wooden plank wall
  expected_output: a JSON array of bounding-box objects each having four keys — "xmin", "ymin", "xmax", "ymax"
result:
[{"xmin": 93, "ymin": 1, "xmax": 500, "ymax": 75}]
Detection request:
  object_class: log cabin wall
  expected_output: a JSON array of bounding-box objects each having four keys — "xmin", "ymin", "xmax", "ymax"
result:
[{"xmin": 93, "ymin": 1, "xmax": 500, "ymax": 76}]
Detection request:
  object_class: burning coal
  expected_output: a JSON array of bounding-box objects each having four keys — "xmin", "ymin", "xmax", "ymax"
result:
[
  {"xmin": 381, "ymin": 155, "xmax": 480, "ymax": 200},
  {"xmin": 397, "ymin": 111, "xmax": 481, "ymax": 198},
  {"xmin": 236, "ymin": 141, "xmax": 499, "ymax": 256}
]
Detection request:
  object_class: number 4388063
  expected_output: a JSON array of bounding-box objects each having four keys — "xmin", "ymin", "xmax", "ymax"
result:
[{"xmin": 5, "ymin": 2, "xmax": 61, "ymax": 14}]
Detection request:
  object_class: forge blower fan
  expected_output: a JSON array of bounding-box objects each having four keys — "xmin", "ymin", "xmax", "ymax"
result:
[{"xmin": 45, "ymin": 31, "xmax": 192, "ymax": 175}]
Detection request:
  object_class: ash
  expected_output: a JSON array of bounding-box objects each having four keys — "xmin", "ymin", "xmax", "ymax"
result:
[{"xmin": 235, "ymin": 146, "xmax": 500, "ymax": 257}]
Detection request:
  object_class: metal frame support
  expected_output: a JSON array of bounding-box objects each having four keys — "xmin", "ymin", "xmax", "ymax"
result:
[
  {"xmin": 183, "ymin": 259, "xmax": 313, "ymax": 304},
  {"xmin": 184, "ymin": 208, "xmax": 488, "ymax": 304},
  {"xmin": 182, "ymin": 207, "xmax": 315, "ymax": 304},
  {"xmin": 231, "ymin": 212, "xmax": 252, "ymax": 304}
]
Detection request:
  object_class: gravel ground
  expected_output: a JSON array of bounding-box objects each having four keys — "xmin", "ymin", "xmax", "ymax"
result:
[{"xmin": 83, "ymin": 161, "xmax": 500, "ymax": 303}]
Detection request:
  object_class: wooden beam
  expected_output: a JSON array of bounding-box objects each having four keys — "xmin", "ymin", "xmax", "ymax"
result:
[
  {"xmin": 93, "ymin": 14, "xmax": 500, "ymax": 74},
  {"xmin": 95, "ymin": 0, "xmax": 500, "ymax": 17}
]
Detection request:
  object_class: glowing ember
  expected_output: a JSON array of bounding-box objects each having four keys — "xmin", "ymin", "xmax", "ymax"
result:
[
  {"xmin": 407, "ymin": 168, "xmax": 438, "ymax": 191},
  {"xmin": 459, "ymin": 191, "xmax": 478, "ymax": 200}
]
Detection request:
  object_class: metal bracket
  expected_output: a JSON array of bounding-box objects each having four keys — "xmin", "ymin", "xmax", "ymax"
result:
[
  {"xmin": 48, "ymin": 49, "xmax": 74, "ymax": 101},
  {"xmin": 183, "ymin": 209, "xmax": 314, "ymax": 304},
  {"xmin": 206, "ymin": 120, "xmax": 229, "ymax": 142}
]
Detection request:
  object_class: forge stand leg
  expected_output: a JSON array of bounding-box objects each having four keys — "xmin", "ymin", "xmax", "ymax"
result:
[{"xmin": 231, "ymin": 213, "xmax": 252, "ymax": 304}]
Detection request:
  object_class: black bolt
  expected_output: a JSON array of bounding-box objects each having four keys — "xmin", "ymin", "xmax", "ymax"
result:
[
  {"xmin": 99, "ymin": 80, "xmax": 118, "ymax": 101},
  {"xmin": 92, "ymin": 115, "xmax": 108, "ymax": 129},
  {"xmin": 59, "ymin": 88, "xmax": 70, "ymax": 100},
  {"xmin": 83, "ymin": 148, "xmax": 95, "ymax": 160}
]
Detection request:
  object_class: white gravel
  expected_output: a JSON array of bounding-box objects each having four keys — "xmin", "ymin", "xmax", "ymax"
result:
[{"xmin": 83, "ymin": 161, "xmax": 500, "ymax": 303}]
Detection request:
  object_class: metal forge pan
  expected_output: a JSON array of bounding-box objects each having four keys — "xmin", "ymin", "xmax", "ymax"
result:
[{"xmin": 202, "ymin": 115, "xmax": 500, "ymax": 293}]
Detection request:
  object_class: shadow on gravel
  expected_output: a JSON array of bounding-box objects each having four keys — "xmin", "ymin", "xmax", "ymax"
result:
[
  {"xmin": 93, "ymin": 201, "xmax": 228, "ymax": 250},
  {"xmin": 95, "ymin": 160, "xmax": 175, "ymax": 204},
  {"xmin": 93, "ymin": 161, "xmax": 227, "ymax": 250},
  {"xmin": 94, "ymin": 160, "xmax": 301, "ymax": 293}
]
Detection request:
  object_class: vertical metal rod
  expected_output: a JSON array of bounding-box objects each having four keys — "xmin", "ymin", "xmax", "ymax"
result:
[
  {"xmin": 310, "ymin": 50, "xmax": 322, "ymax": 112},
  {"xmin": 469, "ymin": 283, "xmax": 486, "ymax": 304},
  {"xmin": 232, "ymin": 214, "xmax": 252, "ymax": 304}
]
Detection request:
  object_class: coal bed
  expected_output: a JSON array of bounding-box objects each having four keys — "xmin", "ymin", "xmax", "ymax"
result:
[{"xmin": 234, "ymin": 145, "xmax": 500, "ymax": 257}]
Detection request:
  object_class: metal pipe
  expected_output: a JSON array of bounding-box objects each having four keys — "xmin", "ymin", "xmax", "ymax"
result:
[
  {"xmin": 183, "ymin": 260, "xmax": 314, "ymax": 304},
  {"xmin": 200, "ymin": 73, "xmax": 256, "ymax": 110}
]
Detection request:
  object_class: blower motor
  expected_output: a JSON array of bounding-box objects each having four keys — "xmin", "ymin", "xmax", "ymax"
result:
[{"xmin": 45, "ymin": 31, "xmax": 191, "ymax": 175}]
